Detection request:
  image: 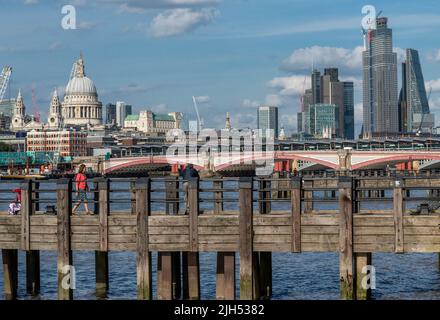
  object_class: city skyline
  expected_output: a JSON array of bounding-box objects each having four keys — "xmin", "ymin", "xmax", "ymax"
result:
[{"xmin": 1, "ymin": 0, "xmax": 440, "ymax": 136}]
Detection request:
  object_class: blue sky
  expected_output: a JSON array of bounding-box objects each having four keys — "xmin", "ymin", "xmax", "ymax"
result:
[{"xmin": 1, "ymin": 0, "xmax": 440, "ymax": 136}]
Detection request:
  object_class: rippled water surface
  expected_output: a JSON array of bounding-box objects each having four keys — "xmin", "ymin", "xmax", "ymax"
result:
[{"xmin": 0, "ymin": 180, "xmax": 439, "ymax": 300}]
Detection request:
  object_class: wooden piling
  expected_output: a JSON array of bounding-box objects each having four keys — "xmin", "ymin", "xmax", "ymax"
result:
[
  {"xmin": 303, "ymin": 179, "xmax": 313, "ymax": 213},
  {"xmin": 215, "ymin": 180, "xmax": 235, "ymax": 300},
  {"xmin": 355, "ymin": 252, "xmax": 372, "ymax": 300},
  {"xmin": 338, "ymin": 176, "xmax": 354, "ymax": 300},
  {"xmin": 213, "ymin": 180, "xmax": 223, "ymax": 214},
  {"xmin": 183, "ymin": 178, "xmax": 200, "ymax": 299},
  {"xmin": 291, "ymin": 177, "xmax": 301, "ymax": 253},
  {"xmin": 258, "ymin": 179, "xmax": 271, "ymax": 299},
  {"xmin": 96, "ymin": 178, "xmax": 110, "ymax": 298},
  {"xmin": 393, "ymin": 179, "xmax": 404, "ymax": 253},
  {"xmin": 2, "ymin": 249, "xmax": 18, "ymax": 300},
  {"xmin": 158, "ymin": 177, "xmax": 181, "ymax": 299},
  {"xmin": 21, "ymin": 180, "xmax": 40, "ymax": 296},
  {"xmin": 136, "ymin": 178, "xmax": 152, "ymax": 300},
  {"xmin": 239, "ymin": 177, "xmax": 254, "ymax": 300},
  {"xmin": 57, "ymin": 179, "xmax": 73, "ymax": 300}
]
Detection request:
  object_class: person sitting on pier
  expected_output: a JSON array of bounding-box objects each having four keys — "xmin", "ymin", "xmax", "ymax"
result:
[
  {"xmin": 180, "ymin": 164, "xmax": 199, "ymax": 214},
  {"xmin": 8, "ymin": 189, "xmax": 22, "ymax": 215},
  {"xmin": 72, "ymin": 164, "xmax": 93, "ymax": 215}
]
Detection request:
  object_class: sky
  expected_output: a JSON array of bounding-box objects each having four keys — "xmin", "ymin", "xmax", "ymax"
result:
[{"xmin": 1, "ymin": 0, "xmax": 440, "ymax": 137}]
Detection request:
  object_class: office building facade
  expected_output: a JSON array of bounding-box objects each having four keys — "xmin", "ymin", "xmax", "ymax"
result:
[
  {"xmin": 257, "ymin": 106, "xmax": 279, "ymax": 138},
  {"xmin": 362, "ymin": 17, "xmax": 399, "ymax": 137},
  {"xmin": 404, "ymin": 49, "xmax": 433, "ymax": 133}
]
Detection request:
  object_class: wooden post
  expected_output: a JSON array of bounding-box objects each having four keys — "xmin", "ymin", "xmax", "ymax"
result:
[
  {"xmin": 258, "ymin": 179, "xmax": 271, "ymax": 299},
  {"xmin": 159, "ymin": 177, "xmax": 181, "ymax": 300},
  {"xmin": 213, "ymin": 180, "xmax": 223, "ymax": 214},
  {"xmin": 21, "ymin": 180, "xmax": 40, "ymax": 296},
  {"xmin": 303, "ymin": 179, "xmax": 313, "ymax": 213},
  {"xmin": 239, "ymin": 177, "xmax": 254, "ymax": 300},
  {"xmin": 355, "ymin": 252, "xmax": 372, "ymax": 300},
  {"xmin": 216, "ymin": 252, "xmax": 236, "ymax": 300},
  {"xmin": 57, "ymin": 179, "xmax": 73, "ymax": 300},
  {"xmin": 185, "ymin": 178, "xmax": 200, "ymax": 299},
  {"xmin": 338, "ymin": 176, "xmax": 354, "ymax": 300},
  {"xmin": 136, "ymin": 178, "xmax": 152, "ymax": 300},
  {"xmin": 393, "ymin": 179, "xmax": 404, "ymax": 253},
  {"xmin": 96, "ymin": 178, "xmax": 109, "ymax": 298},
  {"xmin": 2, "ymin": 249, "xmax": 18, "ymax": 300},
  {"xmin": 130, "ymin": 180, "xmax": 136, "ymax": 215},
  {"xmin": 291, "ymin": 177, "xmax": 301, "ymax": 253}
]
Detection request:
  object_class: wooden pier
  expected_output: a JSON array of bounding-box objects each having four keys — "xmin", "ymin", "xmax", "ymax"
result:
[{"xmin": 0, "ymin": 175, "xmax": 440, "ymax": 300}]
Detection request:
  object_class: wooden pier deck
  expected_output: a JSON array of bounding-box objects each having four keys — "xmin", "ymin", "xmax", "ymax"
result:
[{"xmin": 0, "ymin": 175, "xmax": 439, "ymax": 300}]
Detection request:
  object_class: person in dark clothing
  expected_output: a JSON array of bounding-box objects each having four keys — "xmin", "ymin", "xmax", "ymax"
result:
[{"xmin": 181, "ymin": 164, "xmax": 199, "ymax": 213}]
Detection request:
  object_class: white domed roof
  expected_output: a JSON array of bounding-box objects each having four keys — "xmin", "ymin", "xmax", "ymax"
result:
[{"xmin": 65, "ymin": 76, "xmax": 97, "ymax": 96}]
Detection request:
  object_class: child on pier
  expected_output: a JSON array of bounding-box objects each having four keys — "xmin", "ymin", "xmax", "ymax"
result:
[
  {"xmin": 72, "ymin": 164, "xmax": 93, "ymax": 215},
  {"xmin": 8, "ymin": 189, "xmax": 22, "ymax": 215}
]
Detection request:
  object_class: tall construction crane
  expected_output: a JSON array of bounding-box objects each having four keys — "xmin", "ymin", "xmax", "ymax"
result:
[
  {"xmin": 0, "ymin": 66, "xmax": 12, "ymax": 102},
  {"xmin": 192, "ymin": 96, "xmax": 203, "ymax": 132}
]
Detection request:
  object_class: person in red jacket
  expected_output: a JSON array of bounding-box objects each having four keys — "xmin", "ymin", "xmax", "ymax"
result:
[{"xmin": 72, "ymin": 164, "xmax": 92, "ymax": 215}]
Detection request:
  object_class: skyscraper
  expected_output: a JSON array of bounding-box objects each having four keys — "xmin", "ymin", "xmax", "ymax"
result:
[
  {"xmin": 404, "ymin": 49, "xmax": 433, "ymax": 133},
  {"xmin": 106, "ymin": 103, "xmax": 116, "ymax": 125},
  {"xmin": 298, "ymin": 68, "xmax": 353, "ymax": 139},
  {"xmin": 116, "ymin": 101, "xmax": 132, "ymax": 127},
  {"xmin": 343, "ymin": 82, "xmax": 355, "ymax": 139},
  {"xmin": 257, "ymin": 106, "xmax": 278, "ymax": 138},
  {"xmin": 362, "ymin": 17, "xmax": 399, "ymax": 137}
]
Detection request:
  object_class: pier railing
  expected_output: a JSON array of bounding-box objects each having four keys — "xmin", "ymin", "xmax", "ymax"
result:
[{"xmin": 0, "ymin": 175, "xmax": 440, "ymax": 300}]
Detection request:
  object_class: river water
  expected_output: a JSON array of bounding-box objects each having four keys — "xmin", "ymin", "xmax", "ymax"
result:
[{"xmin": 0, "ymin": 179, "xmax": 439, "ymax": 300}]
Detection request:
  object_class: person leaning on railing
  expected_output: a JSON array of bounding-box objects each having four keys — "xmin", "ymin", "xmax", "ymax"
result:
[
  {"xmin": 180, "ymin": 164, "xmax": 199, "ymax": 214},
  {"xmin": 72, "ymin": 164, "xmax": 93, "ymax": 215}
]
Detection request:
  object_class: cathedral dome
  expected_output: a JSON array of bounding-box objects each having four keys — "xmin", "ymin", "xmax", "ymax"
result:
[{"xmin": 65, "ymin": 76, "xmax": 97, "ymax": 96}]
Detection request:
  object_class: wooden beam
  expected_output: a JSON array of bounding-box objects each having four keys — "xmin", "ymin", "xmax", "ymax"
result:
[
  {"xmin": 291, "ymin": 177, "xmax": 301, "ymax": 253},
  {"xmin": 393, "ymin": 179, "xmax": 404, "ymax": 253},
  {"xmin": 26, "ymin": 251, "xmax": 40, "ymax": 296},
  {"xmin": 23, "ymin": 181, "xmax": 40, "ymax": 296},
  {"xmin": 213, "ymin": 180, "xmax": 223, "ymax": 214},
  {"xmin": 57, "ymin": 179, "xmax": 73, "ymax": 300},
  {"xmin": 216, "ymin": 252, "xmax": 236, "ymax": 300},
  {"xmin": 239, "ymin": 177, "xmax": 254, "ymax": 300},
  {"xmin": 21, "ymin": 180, "xmax": 32, "ymax": 251},
  {"xmin": 136, "ymin": 178, "xmax": 152, "ymax": 300},
  {"xmin": 303, "ymin": 179, "xmax": 313, "ymax": 213},
  {"xmin": 2, "ymin": 249, "xmax": 18, "ymax": 300},
  {"xmin": 186, "ymin": 178, "xmax": 200, "ymax": 299},
  {"xmin": 96, "ymin": 178, "xmax": 109, "ymax": 298},
  {"xmin": 338, "ymin": 176, "xmax": 354, "ymax": 300},
  {"xmin": 258, "ymin": 179, "xmax": 271, "ymax": 299}
]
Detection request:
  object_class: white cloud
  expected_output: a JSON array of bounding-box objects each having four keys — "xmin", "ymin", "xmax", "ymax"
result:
[
  {"xmin": 194, "ymin": 95, "xmax": 210, "ymax": 103},
  {"xmin": 117, "ymin": 0, "xmax": 221, "ymax": 10},
  {"xmin": 265, "ymin": 94, "xmax": 282, "ymax": 107},
  {"xmin": 149, "ymin": 8, "xmax": 219, "ymax": 38},
  {"xmin": 426, "ymin": 79, "xmax": 440, "ymax": 93},
  {"xmin": 281, "ymin": 46, "xmax": 364, "ymax": 72},
  {"xmin": 281, "ymin": 46, "xmax": 405, "ymax": 73},
  {"xmin": 151, "ymin": 103, "xmax": 169, "ymax": 113},
  {"xmin": 267, "ymin": 75, "xmax": 310, "ymax": 97},
  {"xmin": 429, "ymin": 98, "xmax": 440, "ymax": 112},
  {"xmin": 354, "ymin": 103, "xmax": 363, "ymax": 125},
  {"xmin": 242, "ymin": 99, "xmax": 260, "ymax": 108}
]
